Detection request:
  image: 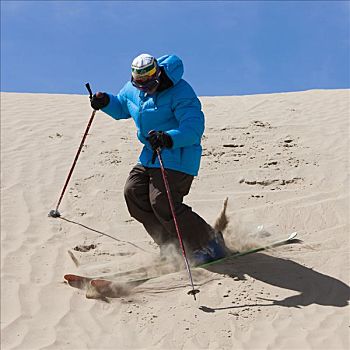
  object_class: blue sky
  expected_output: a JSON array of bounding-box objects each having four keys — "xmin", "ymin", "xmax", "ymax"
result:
[{"xmin": 1, "ymin": 1, "xmax": 349, "ymax": 96}]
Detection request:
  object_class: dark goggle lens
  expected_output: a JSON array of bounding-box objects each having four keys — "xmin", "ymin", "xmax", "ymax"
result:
[{"xmin": 131, "ymin": 76, "xmax": 159, "ymax": 91}]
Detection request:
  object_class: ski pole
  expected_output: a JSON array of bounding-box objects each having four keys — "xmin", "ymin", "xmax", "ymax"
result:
[
  {"xmin": 48, "ymin": 83, "xmax": 96, "ymax": 218},
  {"xmin": 156, "ymin": 148, "xmax": 200, "ymax": 300}
]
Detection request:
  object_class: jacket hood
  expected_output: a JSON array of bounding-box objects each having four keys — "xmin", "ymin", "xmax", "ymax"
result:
[{"xmin": 157, "ymin": 55, "xmax": 184, "ymax": 85}]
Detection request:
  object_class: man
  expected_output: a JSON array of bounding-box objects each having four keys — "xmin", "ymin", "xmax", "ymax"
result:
[{"xmin": 90, "ymin": 53, "xmax": 226, "ymax": 265}]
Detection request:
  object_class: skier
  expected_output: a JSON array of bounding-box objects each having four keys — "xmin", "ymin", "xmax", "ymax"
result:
[{"xmin": 90, "ymin": 53, "xmax": 226, "ymax": 265}]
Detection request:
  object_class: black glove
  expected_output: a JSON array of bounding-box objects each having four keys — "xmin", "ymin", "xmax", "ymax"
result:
[
  {"xmin": 90, "ymin": 92, "xmax": 110, "ymax": 110},
  {"xmin": 148, "ymin": 130, "xmax": 173, "ymax": 150}
]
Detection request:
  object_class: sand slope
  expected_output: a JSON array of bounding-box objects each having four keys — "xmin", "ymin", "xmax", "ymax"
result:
[{"xmin": 1, "ymin": 89, "xmax": 349, "ymax": 349}]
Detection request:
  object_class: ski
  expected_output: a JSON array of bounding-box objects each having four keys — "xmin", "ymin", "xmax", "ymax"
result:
[
  {"xmin": 64, "ymin": 232, "xmax": 300, "ymax": 296},
  {"xmin": 197, "ymin": 231, "xmax": 299, "ymax": 268},
  {"xmin": 64, "ymin": 261, "xmax": 171, "ymax": 288},
  {"xmin": 116, "ymin": 231, "xmax": 300, "ymax": 281}
]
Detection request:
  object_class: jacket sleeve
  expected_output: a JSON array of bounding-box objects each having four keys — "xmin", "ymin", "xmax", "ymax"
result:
[
  {"xmin": 101, "ymin": 84, "xmax": 131, "ymax": 120},
  {"xmin": 166, "ymin": 85, "xmax": 205, "ymax": 148}
]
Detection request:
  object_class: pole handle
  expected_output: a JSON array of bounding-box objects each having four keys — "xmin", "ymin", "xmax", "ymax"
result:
[{"xmin": 85, "ymin": 83, "xmax": 93, "ymax": 100}]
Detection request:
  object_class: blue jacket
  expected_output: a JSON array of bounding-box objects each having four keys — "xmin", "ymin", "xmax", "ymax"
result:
[{"xmin": 101, "ymin": 55, "xmax": 204, "ymax": 176}]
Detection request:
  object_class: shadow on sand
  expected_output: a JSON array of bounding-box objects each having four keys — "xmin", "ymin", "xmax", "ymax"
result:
[
  {"xmin": 59, "ymin": 216, "xmax": 152, "ymax": 253},
  {"xmin": 199, "ymin": 252, "xmax": 350, "ymax": 312}
]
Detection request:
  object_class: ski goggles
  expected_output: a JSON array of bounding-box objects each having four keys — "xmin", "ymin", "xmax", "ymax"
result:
[{"xmin": 131, "ymin": 69, "xmax": 160, "ymax": 92}]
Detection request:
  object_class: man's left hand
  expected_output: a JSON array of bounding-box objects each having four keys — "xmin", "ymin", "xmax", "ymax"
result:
[{"xmin": 148, "ymin": 130, "xmax": 173, "ymax": 150}]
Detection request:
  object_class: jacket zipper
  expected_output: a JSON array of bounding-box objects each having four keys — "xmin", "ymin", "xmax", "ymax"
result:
[{"xmin": 139, "ymin": 93, "xmax": 144, "ymax": 135}]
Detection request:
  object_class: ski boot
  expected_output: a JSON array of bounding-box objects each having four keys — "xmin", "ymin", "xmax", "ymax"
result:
[{"xmin": 191, "ymin": 231, "xmax": 227, "ymax": 266}]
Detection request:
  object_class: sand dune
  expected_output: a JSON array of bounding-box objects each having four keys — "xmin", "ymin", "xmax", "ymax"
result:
[{"xmin": 1, "ymin": 89, "xmax": 349, "ymax": 349}]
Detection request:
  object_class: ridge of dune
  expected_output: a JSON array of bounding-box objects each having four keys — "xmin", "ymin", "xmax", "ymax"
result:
[{"xmin": 1, "ymin": 89, "xmax": 349, "ymax": 350}]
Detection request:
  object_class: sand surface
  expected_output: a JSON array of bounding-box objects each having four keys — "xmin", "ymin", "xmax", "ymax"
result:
[{"xmin": 1, "ymin": 89, "xmax": 349, "ymax": 349}]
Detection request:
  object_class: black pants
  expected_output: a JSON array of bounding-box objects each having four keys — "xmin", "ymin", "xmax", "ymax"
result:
[{"xmin": 124, "ymin": 165, "xmax": 214, "ymax": 251}]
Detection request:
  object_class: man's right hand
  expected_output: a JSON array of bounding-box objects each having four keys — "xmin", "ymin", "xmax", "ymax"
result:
[{"xmin": 91, "ymin": 92, "xmax": 110, "ymax": 110}]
